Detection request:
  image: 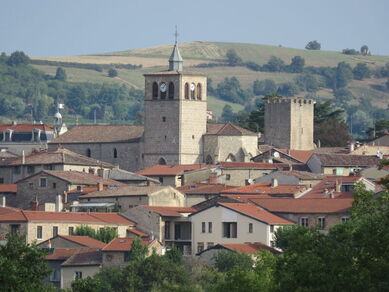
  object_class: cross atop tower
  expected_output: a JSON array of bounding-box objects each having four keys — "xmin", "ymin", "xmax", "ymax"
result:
[
  {"xmin": 174, "ymin": 25, "xmax": 179, "ymax": 44},
  {"xmin": 168, "ymin": 26, "xmax": 183, "ymax": 72}
]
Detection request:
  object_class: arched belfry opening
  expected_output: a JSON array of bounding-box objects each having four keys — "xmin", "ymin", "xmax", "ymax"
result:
[
  {"xmin": 197, "ymin": 83, "xmax": 202, "ymax": 100},
  {"xmin": 168, "ymin": 82, "xmax": 174, "ymax": 99},
  {"xmin": 226, "ymin": 153, "xmax": 236, "ymax": 162},
  {"xmin": 184, "ymin": 83, "xmax": 189, "ymax": 99},
  {"xmin": 86, "ymin": 148, "xmax": 91, "ymax": 158},
  {"xmin": 158, "ymin": 157, "xmax": 167, "ymax": 165},
  {"xmin": 152, "ymin": 82, "xmax": 158, "ymax": 99},
  {"xmin": 205, "ymin": 155, "xmax": 213, "ymax": 165}
]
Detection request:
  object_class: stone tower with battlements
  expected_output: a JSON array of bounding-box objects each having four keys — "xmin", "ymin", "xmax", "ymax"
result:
[
  {"xmin": 264, "ymin": 97, "xmax": 314, "ymax": 150},
  {"xmin": 142, "ymin": 43, "xmax": 207, "ymax": 167}
]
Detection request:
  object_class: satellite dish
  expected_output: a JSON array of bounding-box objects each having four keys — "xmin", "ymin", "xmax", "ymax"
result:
[
  {"xmin": 273, "ymin": 151, "xmax": 280, "ymax": 158},
  {"xmin": 247, "ymin": 178, "xmax": 254, "ymax": 185}
]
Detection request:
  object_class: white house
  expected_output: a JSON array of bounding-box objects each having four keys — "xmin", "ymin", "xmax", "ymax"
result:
[{"xmin": 189, "ymin": 202, "xmax": 293, "ymax": 255}]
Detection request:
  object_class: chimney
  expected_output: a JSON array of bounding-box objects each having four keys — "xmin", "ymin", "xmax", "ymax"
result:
[
  {"xmin": 55, "ymin": 194, "xmax": 63, "ymax": 212},
  {"xmin": 31, "ymin": 200, "xmax": 39, "ymax": 211},
  {"xmin": 22, "ymin": 150, "xmax": 25, "ymax": 165},
  {"xmin": 329, "ymin": 191, "xmax": 335, "ymax": 199},
  {"xmin": 98, "ymin": 182, "xmax": 104, "ymax": 191},
  {"xmin": 335, "ymin": 180, "xmax": 341, "ymax": 193},
  {"xmin": 350, "ymin": 142, "xmax": 355, "ymax": 152},
  {"xmin": 317, "ymin": 139, "xmax": 321, "ymax": 148},
  {"xmin": 1, "ymin": 196, "xmax": 6, "ymax": 207},
  {"xmin": 208, "ymin": 173, "xmax": 217, "ymax": 184},
  {"xmin": 47, "ymin": 239, "xmax": 52, "ymax": 249},
  {"xmin": 271, "ymin": 178, "xmax": 278, "ymax": 188},
  {"xmin": 288, "ymin": 164, "xmax": 293, "ymax": 171}
]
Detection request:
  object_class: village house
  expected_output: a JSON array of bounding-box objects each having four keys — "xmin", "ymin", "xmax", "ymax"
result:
[
  {"xmin": 0, "ymin": 206, "xmax": 135, "ymax": 243},
  {"xmin": 250, "ymin": 198, "xmax": 353, "ymax": 231},
  {"xmin": 307, "ymin": 153, "xmax": 380, "ymax": 176},
  {"xmin": 0, "ymin": 147, "xmax": 114, "ymax": 184},
  {"xmin": 76, "ymin": 185, "xmax": 186, "ymax": 212},
  {"xmin": 14, "ymin": 170, "xmax": 124, "ymax": 210},
  {"xmin": 252, "ymin": 146, "xmax": 313, "ymax": 165},
  {"xmin": 189, "ymin": 202, "xmax": 293, "ymax": 254},
  {"xmin": 124, "ymin": 206, "xmax": 196, "ymax": 255},
  {"xmin": 255, "ymin": 170, "xmax": 324, "ymax": 187}
]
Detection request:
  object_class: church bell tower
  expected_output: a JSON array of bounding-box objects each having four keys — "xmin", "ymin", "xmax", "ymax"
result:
[{"xmin": 142, "ymin": 38, "xmax": 207, "ymax": 167}]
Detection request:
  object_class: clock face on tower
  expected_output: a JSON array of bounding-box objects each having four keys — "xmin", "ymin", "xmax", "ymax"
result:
[
  {"xmin": 190, "ymin": 83, "xmax": 195, "ymax": 91},
  {"xmin": 160, "ymin": 82, "xmax": 167, "ymax": 92}
]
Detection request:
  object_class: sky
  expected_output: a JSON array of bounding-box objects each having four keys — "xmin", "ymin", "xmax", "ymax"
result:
[{"xmin": 1, "ymin": 0, "xmax": 388, "ymax": 57}]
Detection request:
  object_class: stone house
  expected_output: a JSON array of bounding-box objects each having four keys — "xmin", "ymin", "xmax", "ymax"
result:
[
  {"xmin": 137, "ymin": 164, "xmax": 215, "ymax": 187},
  {"xmin": 189, "ymin": 202, "xmax": 293, "ymax": 255},
  {"xmin": 0, "ymin": 147, "xmax": 114, "ymax": 184},
  {"xmin": 37, "ymin": 234, "xmax": 106, "ymax": 249},
  {"xmin": 250, "ymin": 198, "xmax": 353, "ymax": 232},
  {"xmin": 101, "ymin": 237, "xmax": 162, "ymax": 268},
  {"xmin": 124, "ymin": 206, "xmax": 196, "ymax": 255},
  {"xmin": 252, "ymin": 146, "xmax": 313, "ymax": 165},
  {"xmin": 255, "ymin": 170, "xmax": 324, "ymax": 187},
  {"xmin": 76, "ymin": 185, "xmax": 186, "ymax": 212},
  {"xmin": 307, "ymin": 153, "xmax": 380, "ymax": 176},
  {"xmin": 0, "ymin": 206, "xmax": 135, "ymax": 243},
  {"xmin": 15, "ymin": 170, "xmax": 123, "ymax": 210}
]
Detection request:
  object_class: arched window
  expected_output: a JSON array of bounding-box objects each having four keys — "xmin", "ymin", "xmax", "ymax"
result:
[
  {"xmin": 191, "ymin": 83, "xmax": 195, "ymax": 99},
  {"xmin": 160, "ymin": 83, "xmax": 166, "ymax": 99},
  {"xmin": 113, "ymin": 148, "xmax": 118, "ymax": 158},
  {"xmin": 226, "ymin": 153, "xmax": 236, "ymax": 162},
  {"xmin": 86, "ymin": 148, "xmax": 91, "ymax": 157},
  {"xmin": 158, "ymin": 157, "xmax": 167, "ymax": 165},
  {"xmin": 184, "ymin": 83, "xmax": 189, "ymax": 99},
  {"xmin": 168, "ymin": 82, "xmax": 174, "ymax": 99},
  {"xmin": 152, "ymin": 82, "xmax": 158, "ymax": 99},
  {"xmin": 205, "ymin": 155, "xmax": 213, "ymax": 165},
  {"xmin": 197, "ymin": 83, "xmax": 202, "ymax": 100}
]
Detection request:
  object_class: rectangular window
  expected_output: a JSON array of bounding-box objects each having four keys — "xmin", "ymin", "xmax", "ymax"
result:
[
  {"xmin": 159, "ymin": 177, "xmax": 164, "ymax": 183},
  {"xmin": 53, "ymin": 226, "xmax": 58, "ymax": 237},
  {"xmin": 29, "ymin": 182, "xmax": 34, "ymax": 189},
  {"xmin": 270, "ymin": 225, "xmax": 274, "ymax": 233},
  {"xmin": 13, "ymin": 166, "xmax": 21, "ymax": 174},
  {"xmin": 52, "ymin": 183, "xmax": 57, "ymax": 189},
  {"xmin": 208, "ymin": 222, "xmax": 212, "ymax": 233},
  {"xmin": 164, "ymin": 221, "xmax": 170, "ymax": 240},
  {"xmin": 197, "ymin": 242, "xmax": 204, "ymax": 253},
  {"xmin": 336, "ymin": 168, "xmax": 344, "ymax": 175},
  {"xmin": 222, "ymin": 222, "xmax": 237, "ymax": 238},
  {"xmin": 27, "ymin": 166, "xmax": 35, "ymax": 174},
  {"xmin": 201, "ymin": 222, "xmax": 206, "ymax": 233},
  {"xmin": 40, "ymin": 177, "xmax": 47, "ymax": 187},
  {"xmin": 248, "ymin": 223, "xmax": 253, "ymax": 233},
  {"xmin": 300, "ymin": 217, "xmax": 309, "ymax": 227},
  {"xmin": 341, "ymin": 217, "xmax": 349, "ymax": 223},
  {"xmin": 317, "ymin": 217, "xmax": 325, "ymax": 230},
  {"xmin": 226, "ymin": 174, "xmax": 231, "ymax": 181},
  {"xmin": 37, "ymin": 226, "xmax": 43, "ymax": 240},
  {"xmin": 50, "ymin": 269, "xmax": 60, "ymax": 282},
  {"xmin": 43, "ymin": 165, "xmax": 53, "ymax": 170},
  {"xmin": 0, "ymin": 178, "xmax": 3, "ymax": 184},
  {"xmin": 10, "ymin": 224, "xmax": 20, "ymax": 233},
  {"xmin": 74, "ymin": 271, "xmax": 82, "ymax": 280},
  {"xmin": 68, "ymin": 226, "xmax": 74, "ymax": 235}
]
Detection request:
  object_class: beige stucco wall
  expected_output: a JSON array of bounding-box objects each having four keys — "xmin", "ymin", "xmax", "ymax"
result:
[
  {"xmin": 190, "ymin": 205, "xmax": 281, "ymax": 255},
  {"xmin": 223, "ymin": 168, "xmax": 275, "ymax": 186},
  {"xmin": 61, "ymin": 265, "xmax": 100, "ymax": 289}
]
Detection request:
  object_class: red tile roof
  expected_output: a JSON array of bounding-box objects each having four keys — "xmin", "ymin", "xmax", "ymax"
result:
[
  {"xmin": 250, "ymin": 198, "xmax": 353, "ymax": 214},
  {"xmin": 0, "ymin": 208, "xmax": 135, "ymax": 225},
  {"xmin": 127, "ymin": 228, "xmax": 148, "ymax": 237},
  {"xmin": 221, "ymin": 183, "xmax": 307, "ymax": 196},
  {"xmin": 45, "ymin": 248, "xmax": 81, "ymax": 261},
  {"xmin": 218, "ymin": 162, "xmax": 277, "ymax": 169},
  {"xmin": 50, "ymin": 125, "xmax": 143, "ymax": 143},
  {"xmin": 206, "ymin": 123, "xmax": 257, "ymax": 136},
  {"xmin": 0, "ymin": 124, "xmax": 53, "ymax": 132},
  {"xmin": 274, "ymin": 148, "xmax": 313, "ymax": 163},
  {"xmin": 142, "ymin": 206, "xmax": 197, "ymax": 217},
  {"xmin": 0, "ymin": 184, "xmax": 17, "ymax": 193},
  {"xmin": 137, "ymin": 164, "xmax": 213, "ymax": 176},
  {"xmin": 217, "ymin": 243, "xmax": 280, "ymax": 254},
  {"xmin": 61, "ymin": 248, "xmax": 102, "ymax": 266},
  {"xmin": 177, "ymin": 183, "xmax": 234, "ymax": 195},
  {"xmin": 102, "ymin": 238, "xmax": 155, "ymax": 251},
  {"xmin": 57, "ymin": 235, "xmax": 106, "ymax": 248},
  {"xmin": 313, "ymin": 153, "xmax": 380, "ymax": 166},
  {"xmin": 218, "ymin": 203, "xmax": 294, "ymax": 225},
  {"xmin": 222, "ymin": 194, "xmax": 275, "ymax": 203}
]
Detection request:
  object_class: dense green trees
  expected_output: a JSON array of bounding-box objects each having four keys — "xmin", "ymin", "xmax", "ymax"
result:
[
  {"xmin": 226, "ymin": 49, "xmax": 242, "ymax": 66},
  {"xmin": 216, "ymin": 77, "xmax": 251, "ymax": 104},
  {"xmin": 0, "ymin": 233, "xmax": 52, "ymax": 292},
  {"xmin": 289, "ymin": 56, "xmax": 305, "ymax": 73},
  {"xmin": 74, "ymin": 225, "xmax": 118, "ymax": 243},
  {"xmin": 108, "ymin": 68, "xmax": 118, "ymax": 78},
  {"xmin": 305, "ymin": 40, "xmax": 321, "ymax": 50},
  {"xmin": 55, "ymin": 67, "xmax": 67, "ymax": 81},
  {"xmin": 353, "ymin": 63, "xmax": 371, "ymax": 80},
  {"xmin": 6, "ymin": 51, "xmax": 30, "ymax": 66},
  {"xmin": 253, "ymin": 79, "xmax": 277, "ymax": 96}
]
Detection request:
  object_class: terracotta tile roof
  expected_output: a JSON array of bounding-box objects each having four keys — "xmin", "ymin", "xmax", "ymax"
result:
[
  {"xmin": 27, "ymin": 170, "xmax": 124, "ymax": 186},
  {"xmin": 218, "ymin": 162, "xmax": 277, "ymax": 169},
  {"xmin": 313, "ymin": 147, "xmax": 346, "ymax": 154},
  {"xmin": 45, "ymin": 248, "xmax": 81, "ymax": 261},
  {"xmin": 0, "ymin": 184, "xmax": 17, "ymax": 193},
  {"xmin": 177, "ymin": 183, "xmax": 235, "ymax": 195},
  {"xmin": 216, "ymin": 243, "xmax": 280, "ymax": 255},
  {"xmin": 61, "ymin": 248, "xmax": 102, "ymax": 266},
  {"xmin": 0, "ymin": 208, "xmax": 135, "ymax": 225},
  {"xmin": 277, "ymin": 170, "xmax": 324, "ymax": 180},
  {"xmin": 50, "ymin": 125, "xmax": 143, "ymax": 144},
  {"xmin": 206, "ymin": 122, "xmax": 257, "ymax": 136},
  {"xmin": 127, "ymin": 228, "xmax": 148, "ymax": 237},
  {"xmin": 79, "ymin": 185, "xmax": 170, "ymax": 199},
  {"xmin": 142, "ymin": 206, "xmax": 197, "ymax": 217},
  {"xmin": 137, "ymin": 164, "xmax": 212, "ymax": 176},
  {"xmin": 6, "ymin": 148, "xmax": 113, "ymax": 168},
  {"xmin": 0, "ymin": 124, "xmax": 53, "ymax": 132},
  {"xmin": 102, "ymin": 238, "xmax": 154, "ymax": 251},
  {"xmin": 221, "ymin": 183, "xmax": 307, "ymax": 196},
  {"xmin": 218, "ymin": 203, "xmax": 294, "ymax": 225},
  {"xmin": 250, "ymin": 198, "xmax": 353, "ymax": 214},
  {"xmin": 222, "ymin": 194, "xmax": 275, "ymax": 202},
  {"xmin": 312, "ymin": 153, "xmax": 380, "ymax": 166},
  {"xmin": 67, "ymin": 186, "xmax": 99, "ymax": 195},
  {"xmin": 57, "ymin": 235, "xmax": 106, "ymax": 248},
  {"xmin": 274, "ymin": 148, "xmax": 313, "ymax": 163}
]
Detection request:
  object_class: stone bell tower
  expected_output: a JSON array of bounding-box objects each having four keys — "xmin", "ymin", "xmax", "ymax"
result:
[{"xmin": 142, "ymin": 41, "xmax": 207, "ymax": 168}]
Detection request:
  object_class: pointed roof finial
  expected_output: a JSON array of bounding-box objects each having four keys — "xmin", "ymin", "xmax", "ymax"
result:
[
  {"xmin": 169, "ymin": 25, "xmax": 183, "ymax": 71},
  {"xmin": 174, "ymin": 25, "xmax": 179, "ymax": 44}
]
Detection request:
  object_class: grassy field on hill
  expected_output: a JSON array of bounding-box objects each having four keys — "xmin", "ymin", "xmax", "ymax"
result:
[{"xmin": 30, "ymin": 41, "xmax": 389, "ymax": 117}]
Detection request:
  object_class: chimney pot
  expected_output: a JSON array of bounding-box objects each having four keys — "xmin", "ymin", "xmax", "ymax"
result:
[
  {"xmin": 271, "ymin": 178, "xmax": 278, "ymax": 187},
  {"xmin": 98, "ymin": 182, "xmax": 104, "ymax": 191},
  {"xmin": 1, "ymin": 196, "xmax": 6, "ymax": 207},
  {"xmin": 208, "ymin": 173, "xmax": 217, "ymax": 184}
]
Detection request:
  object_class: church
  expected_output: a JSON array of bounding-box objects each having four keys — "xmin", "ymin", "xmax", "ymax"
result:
[{"xmin": 49, "ymin": 43, "xmax": 259, "ymax": 171}]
